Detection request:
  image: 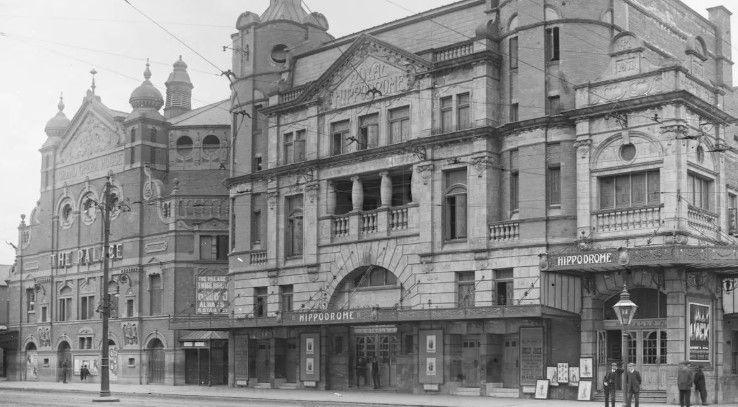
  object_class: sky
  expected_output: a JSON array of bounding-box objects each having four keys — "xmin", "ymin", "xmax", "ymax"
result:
[{"xmin": 0, "ymin": 0, "xmax": 736, "ymax": 265}]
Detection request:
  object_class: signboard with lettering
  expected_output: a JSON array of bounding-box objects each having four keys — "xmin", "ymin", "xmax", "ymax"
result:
[
  {"xmin": 196, "ymin": 275, "xmax": 228, "ymax": 314},
  {"xmin": 331, "ymin": 58, "xmax": 409, "ymax": 108},
  {"xmin": 520, "ymin": 327, "xmax": 545, "ymax": 386},
  {"xmin": 284, "ymin": 309, "xmax": 375, "ymax": 325},
  {"xmin": 540, "ymin": 249, "xmax": 628, "ymax": 272},
  {"xmin": 688, "ymin": 302, "xmax": 711, "ymax": 362}
]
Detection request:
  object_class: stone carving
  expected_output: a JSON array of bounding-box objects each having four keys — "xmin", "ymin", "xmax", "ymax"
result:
[
  {"xmin": 59, "ymin": 116, "xmax": 120, "ymax": 164},
  {"xmin": 471, "ymin": 155, "xmax": 496, "ymax": 177},
  {"xmin": 37, "ymin": 327, "xmax": 51, "ymax": 348},
  {"xmin": 415, "ymin": 164, "xmax": 434, "ymax": 185},
  {"xmin": 305, "ymin": 182, "xmax": 320, "ymax": 203},
  {"xmin": 144, "ymin": 241, "xmax": 168, "ymax": 254},
  {"xmin": 122, "ymin": 322, "xmax": 138, "ymax": 345}
]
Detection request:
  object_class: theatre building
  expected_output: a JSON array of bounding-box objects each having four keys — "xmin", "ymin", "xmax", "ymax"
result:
[
  {"xmin": 4, "ymin": 58, "xmax": 231, "ymax": 385},
  {"xmin": 164, "ymin": 0, "xmax": 738, "ymax": 401}
]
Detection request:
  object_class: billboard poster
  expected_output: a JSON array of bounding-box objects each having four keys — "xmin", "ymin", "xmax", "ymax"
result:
[
  {"xmin": 419, "ymin": 330, "xmax": 443, "ymax": 384},
  {"xmin": 300, "ymin": 333, "xmax": 320, "ymax": 382},
  {"xmin": 688, "ymin": 302, "xmax": 711, "ymax": 362},
  {"xmin": 196, "ymin": 275, "xmax": 228, "ymax": 314}
]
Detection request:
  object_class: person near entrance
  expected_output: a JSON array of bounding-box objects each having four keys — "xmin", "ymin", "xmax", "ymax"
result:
[
  {"xmin": 370, "ymin": 356, "xmax": 380, "ymax": 389},
  {"xmin": 693, "ymin": 365, "xmax": 708, "ymax": 406},
  {"xmin": 356, "ymin": 357, "xmax": 367, "ymax": 387},
  {"xmin": 603, "ymin": 362, "xmax": 622, "ymax": 407},
  {"xmin": 678, "ymin": 361, "xmax": 694, "ymax": 407},
  {"xmin": 624, "ymin": 362, "xmax": 641, "ymax": 407},
  {"xmin": 61, "ymin": 360, "xmax": 68, "ymax": 383},
  {"xmin": 80, "ymin": 364, "xmax": 89, "ymax": 381}
]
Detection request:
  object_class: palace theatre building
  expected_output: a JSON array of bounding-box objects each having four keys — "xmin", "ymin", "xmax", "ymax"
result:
[{"xmin": 165, "ymin": 0, "xmax": 738, "ymax": 402}]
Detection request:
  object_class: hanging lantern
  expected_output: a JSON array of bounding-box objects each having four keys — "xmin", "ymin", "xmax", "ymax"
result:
[{"xmin": 612, "ymin": 284, "xmax": 638, "ymax": 327}]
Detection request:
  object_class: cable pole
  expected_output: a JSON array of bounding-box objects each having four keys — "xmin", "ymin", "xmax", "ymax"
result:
[{"xmin": 95, "ymin": 173, "xmax": 118, "ymax": 403}]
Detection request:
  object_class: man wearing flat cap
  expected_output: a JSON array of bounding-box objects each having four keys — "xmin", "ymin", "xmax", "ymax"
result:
[{"xmin": 603, "ymin": 362, "xmax": 623, "ymax": 407}]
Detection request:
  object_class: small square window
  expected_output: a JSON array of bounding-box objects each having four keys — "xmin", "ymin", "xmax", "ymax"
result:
[{"xmin": 128, "ymin": 357, "xmax": 136, "ymax": 367}]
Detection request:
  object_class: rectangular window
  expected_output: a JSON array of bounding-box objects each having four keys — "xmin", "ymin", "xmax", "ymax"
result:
[
  {"xmin": 57, "ymin": 298, "xmax": 72, "ymax": 321},
  {"xmin": 495, "ymin": 269, "xmax": 514, "ymax": 306},
  {"xmin": 230, "ymin": 198, "xmax": 236, "ymax": 250},
  {"xmin": 254, "ymin": 286, "xmax": 268, "ymax": 318},
  {"xmin": 80, "ymin": 295, "xmax": 95, "ymax": 320},
  {"xmin": 547, "ymin": 95, "xmax": 561, "ymax": 115},
  {"xmin": 389, "ymin": 106, "xmax": 410, "ymax": 144},
  {"xmin": 444, "ymin": 169, "xmax": 468, "ymax": 240},
  {"xmin": 599, "ymin": 171, "xmax": 660, "ymax": 209},
  {"xmin": 79, "ymin": 336, "xmax": 93, "ymax": 350},
  {"xmin": 41, "ymin": 305, "xmax": 47, "ymax": 323},
  {"xmin": 333, "ymin": 335, "xmax": 344, "ymax": 354},
  {"xmin": 440, "ymin": 96, "xmax": 453, "ymax": 132},
  {"xmin": 545, "ymin": 27, "xmax": 560, "ymax": 61},
  {"xmin": 358, "ymin": 114, "xmax": 379, "ymax": 150},
  {"xmin": 456, "ymin": 93, "xmax": 470, "ymax": 130},
  {"xmin": 687, "ymin": 173, "xmax": 713, "ymax": 211},
  {"xmin": 457, "ymin": 271, "xmax": 475, "ymax": 308},
  {"xmin": 199, "ymin": 235, "xmax": 229, "ymax": 260},
  {"xmin": 251, "ymin": 194, "xmax": 266, "ymax": 247},
  {"xmin": 283, "ymin": 132, "xmax": 294, "ymax": 164},
  {"xmin": 331, "ymin": 121, "xmax": 349, "ymax": 156},
  {"xmin": 402, "ymin": 334, "xmax": 414, "ymax": 355},
  {"xmin": 280, "ymin": 285, "xmax": 293, "ymax": 313},
  {"xmin": 546, "ymin": 143, "xmax": 561, "ymax": 206},
  {"xmin": 26, "ymin": 288, "xmax": 35, "ymax": 322},
  {"xmin": 126, "ymin": 298, "xmax": 134, "ymax": 318},
  {"xmin": 149, "ymin": 274, "xmax": 162, "ymax": 316},
  {"xmin": 510, "ymin": 149, "xmax": 519, "ymax": 212},
  {"xmin": 284, "ymin": 195, "xmax": 303, "ymax": 257},
  {"xmin": 253, "ymin": 155, "xmax": 263, "ymax": 172},
  {"xmin": 729, "ymin": 193, "xmax": 737, "ymax": 235},
  {"xmin": 295, "ymin": 129, "xmax": 306, "ymax": 162},
  {"xmin": 509, "ymin": 36, "xmax": 519, "ymax": 69},
  {"xmin": 510, "ymin": 103, "xmax": 519, "ymax": 122}
]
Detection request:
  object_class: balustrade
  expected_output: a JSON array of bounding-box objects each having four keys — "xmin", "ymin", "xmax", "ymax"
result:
[
  {"xmin": 688, "ymin": 206, "xmax": 718, "ymax": 231},
  {"xmin": 593, "ymin": 206, "xmax": 662, "ymax": 232},
  {"xmin": 434, "ymin": 41, "xmax": 474, "ymax": 62},
  {"xmin": 249, "ymin": 251, "xmax": 267, "ymax": 265},
  {"xmin": 361, "ymin": 211, "xmax": 378, "ymax": 234},
  {"xmin": 389, "ymin": 206, "xmax": 409, "ymax": 231},
  {"xmin": 489, "ymin": 221, "xmax": 520, "ymax": 242},
  {"xmin": 332, "ymin": 215, "xmax": 350, "ymax": 237}
]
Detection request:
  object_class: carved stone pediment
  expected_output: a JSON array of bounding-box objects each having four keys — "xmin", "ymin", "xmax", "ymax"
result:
[{"xmin": 58, "ymin": 111, "xmax": 122, "ymax": 165}]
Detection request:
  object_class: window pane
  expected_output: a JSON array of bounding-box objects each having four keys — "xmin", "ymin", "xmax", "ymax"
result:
[
  {"xmin": 511, "ymin": 173, "xmax": 519, "ymax": 211},
  {"xmin": 615, "ymin": 175, "xmax": 631, "ymax": 208},
  {"xmin": 647, "ymin": 171, "xmax": 660, "ymax": 204},
  {"xmin": 600, "ymin": 177, "xmax": 614, "ymax": 209},
  {"xmin": 509, "ymin": 37, "xmax": 518, "ymax": 69},
  {"xmin": 631, "ymin": 173, "xmax": 646, "ymax": 205},
  {"xmin": 547, "ymin": 167, "xmax": 561, "ymax": 205},
  {"xmin": 455, "ymin": 194, "xmax": 467, "ymax": 238}
]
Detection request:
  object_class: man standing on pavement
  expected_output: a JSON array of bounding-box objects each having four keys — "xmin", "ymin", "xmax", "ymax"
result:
[
  {"xmin": 603, "ymin": 362, "xmax": 622, "ymax": 407},
  {"xmin": 624, "ymin": 362, "xmax": 641, "ymax": 407},
  {"xmin": 693, "ymin": 365, "xmax": 708, "ymax": 405},
  {"xmin": 61, "ymin": 360, "xmax": 68, "ymax": 383},
  {"xmin": 371, "ymin": 356, "xmax": 380, "ymax": 389},
  {"xmin": 678, "ymin": 361, "xmax": 694, "ymax": 407}
]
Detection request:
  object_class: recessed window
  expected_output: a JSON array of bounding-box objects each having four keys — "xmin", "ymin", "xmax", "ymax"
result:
[
  {"xmin": 128, "ymin": 357, "xmax": 136, "ymax": 367},
  {"xmin": 696, "ymin": 145, "xmax": 705, "ymax": 163},
  {"xmin": 60, "ymin": 201, "xmax": 74, "ymax": 228},
  {"xmin": 176, "ymin": 136, "xmax": 193, "ymax": 156},
  {"xmin": 599, "ymin": 170, "xmax": 660, "ymax": 209},
  {"xmin": 81, "ymin": 194, "xmax": 97, "ymax": 225},
  {"xmin": 620, "ymin": 143, "xmax": 637, "ymax": 161},
  {"xmin": 202, "ymin": 135, "xmax": 220, "ymax": 153},
  {"xmin": 271, "ymin": 44, "xmax": 288, "ymax": 64}
]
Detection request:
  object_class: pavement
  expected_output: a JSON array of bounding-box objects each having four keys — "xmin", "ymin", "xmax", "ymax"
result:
[{"xmin": 0, "ymin": 380, "xmax": 735, "ymax": 406}]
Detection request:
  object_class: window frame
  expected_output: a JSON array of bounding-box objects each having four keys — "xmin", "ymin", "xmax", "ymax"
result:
[
  {"xmin": 443, "ymin": 169, "xmax": 468, "ymax": 241},
  {"xmin": 80, "ymin": 295, "xmax": 95, "ymax": 320},
  {"xmin": 440, "ymin": 96, "xmax": 453, "ymax": 133},
  {"xmin": 687, "ymin": 172, "xmax": 714, "ymax": 211},
  {"xmin": 254, "ymin": 286, "xmax": 268, "ymax": 318},
  {"xmin": 279, "ymin": 285, "xmax": 294, "ymax": 313},
  {"xmin": 284, "ymin": 195, "xmax": 304, "ymax": 258},
  {"xmin": 598, "ymin": 170, "xmax": 660, "ymax": 210},
  {"xmin": 456, "ymin": 271, "xmax": 475, "ymax": 308},
  {"xmin": 509, "ymin": 36, "xmax": 519, "ymax": 70},
  {"xmin": 331, "ymin": 120, "xmax": 349, "ymax": 156},
  {"xmin": 358, "ymin": 113, "xmax": 379, "ymax": 150},
  {"xmin": 388, "ymin": 106, "xmax": 410, "ymax": 144},
  {"xmin": 545, "ymin": 26, "xmax": 560, "ymax": 62},
  {"xmin": 148, "ymin": 274, "xmax": 162, "ymax": 316},
  {"xmin": 456, "ymin": 93, "xmax": 471, "ymax": 130}
]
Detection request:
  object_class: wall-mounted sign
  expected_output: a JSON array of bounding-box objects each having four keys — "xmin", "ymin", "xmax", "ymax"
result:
[
  {"xmin": 286, "ymin": 309, "xmax": 371, "ymax": 324},
  {"xmin": 520, "ymin": 327, "xmax": 544, "ymax": 386},
  {"xmin": 52, "ymin": 244, "xmax": 123, "ymax": 269},
  {"xmin": 196, "ymin": 275, "xmax": 228, "ymax": 314},
  {"xmin": 540, "ymin": 249, "xmax": 628, "ymax": 271},
  {"xmin": 354, "ymin": 325, "xmax": 397, "ymax": 335},
  {"xmin": 419, "ymin": 330, "xmax": 443, "ymax": 384},
  {"xmin": 688, "ymin": 302, "xmax": 711, "ymax": 362},
  {"xmin": 300, "ymin": 333, "xmax": 320, "ymax": 383}
]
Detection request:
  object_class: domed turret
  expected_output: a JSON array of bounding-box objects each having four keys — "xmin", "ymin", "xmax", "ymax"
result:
[
  {"xmin": 164, "ymin": 56, "xmax": 193, "ymax": 119},
  {"xmin": 44, "ymin": 94, "xmax": 70, "ymax": 141},
  {"xmin": 260, "ymin": 0, "xmax": 308, "ymax": 23},
  {"xmin": 129, "ymin": 60, "xmax": 164, "ymax": 111}
]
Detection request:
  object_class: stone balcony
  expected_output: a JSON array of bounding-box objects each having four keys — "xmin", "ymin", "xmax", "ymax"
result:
[
  {"xmin": 322, "ymin": 204, "xmax": 418, "ymax": 245},
  {"xmin": 591, "ymin": 205, "xmax": 663, "ymax": 234}
]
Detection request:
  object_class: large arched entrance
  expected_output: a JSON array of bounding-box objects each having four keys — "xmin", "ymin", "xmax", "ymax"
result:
[
  {"xmin": 57, "ymin": 341, "xmax": 71, "ymax": 382},
  {"xmin": 599, "ymin": 287, "xmax": 667, "ymax": 391},
  {"xmin": 146, "ymin": 338, "xmax": 165, "ymax": 384},
  {"xmin": 25, "ymin": 342, "xmax": 38, "ymax": 381}
]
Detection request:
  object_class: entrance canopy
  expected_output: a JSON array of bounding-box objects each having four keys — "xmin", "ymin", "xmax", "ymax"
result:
[{"xmin": 540, "ymin": 244, "xmax": 738, "ymax": 276}]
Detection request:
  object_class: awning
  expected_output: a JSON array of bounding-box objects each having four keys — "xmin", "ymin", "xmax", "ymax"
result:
[{"xmin": 179, "ymin": 331, "xmax": 228, "ymax": 341}]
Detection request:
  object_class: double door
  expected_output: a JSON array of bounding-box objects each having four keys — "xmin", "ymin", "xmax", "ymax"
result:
[
  {"xmin": 598, "ymin": 328, "xmax": 667, "ymax": 391},
  {"xmin": 355, "ymin": 334, "xmax": 397, "ymax": 388}
]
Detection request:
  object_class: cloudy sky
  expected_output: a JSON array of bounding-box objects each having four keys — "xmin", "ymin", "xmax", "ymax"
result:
[{"xmin": 0, "ymin": 0, "xmax": 735, "ymax": 265}]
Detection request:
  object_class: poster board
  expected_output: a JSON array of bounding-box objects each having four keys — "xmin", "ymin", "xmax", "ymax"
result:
[
  {"xmin": 688, "ymin": 302, "xmax": 711, "ymax": 362},
  {"xmin": 569, "ymin": 366, "xmax": 580, "ymax": 386},
  {"xmin": 579, "ymin": 357, "xmax": 593, "ymax": 378},
  {"xmin": 546, "ymin": 366, "xmax": 559, "ymax": 386},
  {"xmin": 520, "ymin": 326, "xmax": 545, "ymax": 386},
  {"xmin": 419, "ymin": 330, "xmax": 444, "ymax": 384},
  {"xmin": 557, "ymin": 362, "xmax": 569, "ymax": 384},
  {"xmin": 577, "ymin": 380, "xmax": 593, "ymax": 400},
  {"xmin": 535, "ymin": 379, "xmax": 549, "ymax": 399},
  {"xmin": 300, "ymin": 333, "xmax": 320, "ymax": 382}
]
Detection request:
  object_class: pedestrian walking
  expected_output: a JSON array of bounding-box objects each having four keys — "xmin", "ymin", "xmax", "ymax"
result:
[
  {"xmin": 371, "ymin": 356, "xmax": 380, "ymax": 389},
  {"xmin": 80, "ymin": 364, "xmax": 89, "ymax": 381},
  {"xmin": 624, "ymin": 362, "xmax": 641, "ymax": 407},
  {"xmin": 693, "ymin": 365, "xmax": 708, "ymax": 405},
  {"xmin": 678, "ymin": 361, "xmax": 693, "ymax": 407},
  {"xmin": 603, "ymin": 362, "xmax": 622, "ymax": 407}
]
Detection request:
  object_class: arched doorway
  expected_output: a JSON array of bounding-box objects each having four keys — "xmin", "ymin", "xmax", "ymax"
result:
[
  {"xmin": 599, "ymin": 287, "xmax": 667, "ymax": 391},
  {"xmin": 57, "ymin": 341, "xmax": 71, "ymax": 382},
  {"xmin": 146, "ymin": 338, "xmax": 165, "ymax": 384},
  {"xmin": 25, "ymin": 343, "xmax": 38, "ymax": 381}
]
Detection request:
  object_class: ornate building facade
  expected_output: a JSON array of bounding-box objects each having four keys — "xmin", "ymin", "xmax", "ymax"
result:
[
  {"xmin": 5, "ymin": 58, "xmax": 231, "ymax": 385},
  {"xmin": 171, "ymin": 0, "xmax": 738, "ymax": 402}
]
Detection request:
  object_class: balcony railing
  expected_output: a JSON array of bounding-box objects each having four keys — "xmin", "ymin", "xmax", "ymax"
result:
[
  {"xmin": 250, "ymin": 251, "xmax": 267, "ymax": 265},
  {"xmin": 688, "ymin": 205, "xmax": 718, "ymax": 231},
  {"xmin": 489, "ymin": 220, "xmax": 520, "ymax": 242},
  {"xmin": 361, "ymin": 211, "xmax": 378, "ymax": 235},
  {"xmin": 332, "ymin": 215, "xmax": 350, "ymax": 238},
  {"xmin": 434, "ymin": 41, "xmax": 474, "ymax": 62},
  {"xmin": 389, "ymin": 206, "xmax": 409, "ymax": 231},
  {"xmin": 593, "ymin": 205, "xmax": 662, "ymax": 232}
]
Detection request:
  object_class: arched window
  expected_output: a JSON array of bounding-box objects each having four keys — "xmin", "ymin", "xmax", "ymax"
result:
[
  {"xmin": 59, "ymin": 200, "xmax": 74, "ymax": 228},
  {"xmin": 544, "ymin": 6, "xmax": 560, "ymax": 20},
  {"xmin": 202, "ymin": 135, "xmax": 220, "ymax": 153},
  {"xmin": 176, "ymin": 136, "xmax": 193, "ymax": 156},
  {"xmin": 352, "ymin": 266, "xmax": 397, "ymax": 288},
  {"xmin": 444, "ymin": 169, "xmax": 468, "ymax": 240}
]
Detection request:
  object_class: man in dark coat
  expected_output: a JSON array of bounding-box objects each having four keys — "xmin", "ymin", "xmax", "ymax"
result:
[
  {"xmin": 624, "ymin": 362, "xmax": 642, "ymax": 407},
  {"xmin": 693, "ymin": 365, "xmax": 707, "ymax": 405},
  {"xmin": 61, "ymin": 360, "xmax": 68, "ymax": 383},
  {"xmin": 371, "ymin": 356, "xmax": 380, "ymax": 389},
  {"xmin": 603, "ymin": 362, "xmax": 622, "ymax": 407},
  {"xmin": 678, "ymin": 361, "xmax": 693, "ymax": 407}
]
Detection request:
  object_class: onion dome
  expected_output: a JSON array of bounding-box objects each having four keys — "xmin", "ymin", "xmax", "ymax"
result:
[
  {"xmin": 166, "ymin": 56, "xmax": 192, "ymax": 86},
  {"xmin": 44, "ymin": 94, "xmax": 70, "ymax": 138},
  {"xmin": 261, "ymin": 0, "xmax": 308, "ymax": 23},
  {"xmin": 129, "ymin": 60, "xmax": 164, "ymax": 111}
]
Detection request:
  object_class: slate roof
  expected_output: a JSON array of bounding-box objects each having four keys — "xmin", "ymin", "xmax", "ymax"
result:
[{"xmin": 169, "ymin": 100, "xmax": 230, "ymax": 127}]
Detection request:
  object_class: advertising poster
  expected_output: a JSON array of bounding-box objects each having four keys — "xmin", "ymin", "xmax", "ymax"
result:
[
  {"xmin": 534, "ymin": 379, "xmax": 549, "ymax": 399},
  {"xmin": 25, "ymin": 351, "xmax": 38, "ymax": 381},
  {"xmin": 688, "ymin": 302, "xmax": 711, "ymax": 362},
  {"xmin": 557, "ymin": 362, "xmax": 569, "ymax": 384},
  {"xmin": 568, "ymin": 367, "xmax": 580, "ymax": 386},
  {"xmin": 196, "ymin": 275, "xmax": 228, "ymax": 314},
  {"xmin": 426, "ymin": 335, "xmax": 436, "ymax": 353},
  {"xmin": 546, "ymin": 366, "xmax": 559, "ymax": 386},
  {"xmin": 426, "ymin": 357, "xmax": 436, "ymax": 376},
  {"xmin": 419, "ymin": 330, "xmax": 443, "ymax": 384},
  {"xmin": 520, "ymin": 327, "xmax": 544, "ymax": 386},
  {"xmin": 300, "ymin": 333, "xmax": 320, "ymax": 382}
]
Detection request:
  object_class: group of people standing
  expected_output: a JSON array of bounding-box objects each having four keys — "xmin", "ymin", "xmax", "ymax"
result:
[
  {"xmin": 356, "ymin": 356, "xmax": 381, "ymax": 389},
  {"xmin": 603, "ymin": 361, "xmax": 708, "ymax": 407}
]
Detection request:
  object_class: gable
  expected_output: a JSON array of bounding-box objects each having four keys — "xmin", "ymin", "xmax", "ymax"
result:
[
  {"xmin": 58, "ymin": 110, "xmax": 122, "ymax": 165},
  {"xmin": 299, "ymin": 35, "xmax": 431, "ymax": 111}
]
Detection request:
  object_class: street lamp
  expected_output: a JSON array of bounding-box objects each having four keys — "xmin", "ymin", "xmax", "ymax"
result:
[{"xmin": 612, "ymin": 283, "xmax": 638, "ymax": 402}]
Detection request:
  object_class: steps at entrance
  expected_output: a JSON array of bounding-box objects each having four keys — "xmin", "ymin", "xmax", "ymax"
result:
[
  {"xmin": 452, "ymin": 387, "xmax": 481, "ymax": 397},
  {"xmin": 252, "ymin": 382, "xmax": 272, "ymax": 389},
  {"xmin": 593, "ymin": 390, "xmax": 666, "ymax": 403},
  {"xmin": 277, "ymin": 382, "xmax": 299, "ymax": 390},
  {"xmin": 486, "ymin": 387, "xmax": 520, "ymax": 398}
]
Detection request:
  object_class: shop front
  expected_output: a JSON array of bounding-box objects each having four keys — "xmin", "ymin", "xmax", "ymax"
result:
[{"xmin": 180, "ymin": 331, "xmax": 229, "ymax": 386}]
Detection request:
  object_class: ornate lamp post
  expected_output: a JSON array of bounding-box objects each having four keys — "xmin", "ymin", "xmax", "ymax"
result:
[{"xmin": 612, "ymin": 284, "xmax": 638, "ymax": 401}]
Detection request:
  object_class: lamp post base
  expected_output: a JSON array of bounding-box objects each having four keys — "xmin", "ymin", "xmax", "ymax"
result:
[{"xmin": 92, "ymin": 395, "xmax": 120, "ymax": 403}]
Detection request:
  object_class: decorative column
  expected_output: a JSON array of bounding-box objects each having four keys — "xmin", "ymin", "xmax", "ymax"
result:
[
  {"xmin": 379, "ymin": 172, "xmax": 392, "ymax": 207},
  {"xmin": 326, "ymin": 181, "xmax": 336, "ymax": 216},
  {"xmin": 351, "ymin": 176, "xmax": 363, "ymax": 212}
]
